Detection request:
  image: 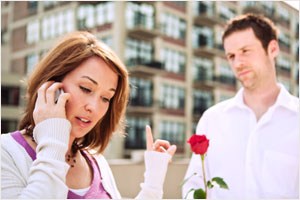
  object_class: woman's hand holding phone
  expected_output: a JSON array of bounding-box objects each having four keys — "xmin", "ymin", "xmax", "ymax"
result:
[{"xmin": 33, "ymin": 81, "xmax": 70, "ymax": 125}]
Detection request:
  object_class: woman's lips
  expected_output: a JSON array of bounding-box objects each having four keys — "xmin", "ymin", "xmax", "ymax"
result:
[{"xmin": 75, "ymin": 116, "xmax": 92, "ymax": 128}]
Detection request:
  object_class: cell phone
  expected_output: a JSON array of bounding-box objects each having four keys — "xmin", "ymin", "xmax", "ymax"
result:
[{"xmin": 54, "ymin": 88, "xmax": 64, "ymax": 103}]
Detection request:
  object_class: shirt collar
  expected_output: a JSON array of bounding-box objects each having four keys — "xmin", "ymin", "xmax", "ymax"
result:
[
  {"xmin": 223, "ymin": 84, "xmax": 299, "ymax": 113},
  {"xmin": 274, "ymin": 83, "xmax": 298, "ymax": 113},
  {"xmin": 223, "ymin": 87, "xmax": 247, "ymax": 112}
]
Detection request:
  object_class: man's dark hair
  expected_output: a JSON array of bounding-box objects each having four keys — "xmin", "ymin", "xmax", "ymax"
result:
[{"xmin": 222, "ymin": 13, "xmax": 279, "ymax": 52}]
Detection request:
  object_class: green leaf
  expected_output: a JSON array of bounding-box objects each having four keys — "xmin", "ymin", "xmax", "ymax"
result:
[
  {"xmin": 212, "ymin": 177, "xmax": 229, "ymax": 189},
  {"xmin": 207, "ymin": 180, "xmax": 214, "ymax": 189},
  {"xmin": 194, "ymin": 188, "xmax": 206, "ymax": 199}
]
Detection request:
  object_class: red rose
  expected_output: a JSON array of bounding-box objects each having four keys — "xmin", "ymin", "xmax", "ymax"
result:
[{"xmin": 187, "ymin": 134, "xmax": 209, "ymax": 155}]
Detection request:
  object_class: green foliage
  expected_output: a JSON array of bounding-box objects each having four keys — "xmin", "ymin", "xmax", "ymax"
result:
[
  {"xmin": 194, "ymin": 188, "xmax": 206, "ymax": 199},
  {"xmin": 212, "ymin": 177, "xmax": 229, "ymax": 189}
]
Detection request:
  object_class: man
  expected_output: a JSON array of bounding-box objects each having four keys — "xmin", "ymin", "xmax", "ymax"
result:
[{"xmin": 182, "ymin": 13, "xmax": 299, "ymax": 198}]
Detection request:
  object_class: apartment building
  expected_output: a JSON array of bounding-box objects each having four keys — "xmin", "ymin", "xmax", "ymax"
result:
[{"xmin": 1, "ymin": 1, "xmax": 299, "ymax": 159}]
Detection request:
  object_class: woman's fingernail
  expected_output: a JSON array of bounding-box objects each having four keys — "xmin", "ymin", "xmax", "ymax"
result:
[{"xmin": 160, "ymin": 146, "xmax": 167, "ymax": 152}]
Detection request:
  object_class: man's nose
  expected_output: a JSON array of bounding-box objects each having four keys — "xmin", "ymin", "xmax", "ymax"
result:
[{"xmin": 232, "ymin": 56, "xmax": 244, "ymax": 69}]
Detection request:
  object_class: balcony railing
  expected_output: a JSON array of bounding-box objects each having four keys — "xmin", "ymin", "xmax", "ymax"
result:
[
  {"xmin": 213, "ymin": 75, "xmax": 236, "ymax": 85},
  {"xmin": 193, "ymin": 104, "xmax": 209, "ymax": 115},
  {"xmin": 129, "ymin": 95, "xmax": 153, "ymax": 107},
  {"xmin": 127, "ymin": 58, "xmax": 163, "ymax": 69}
]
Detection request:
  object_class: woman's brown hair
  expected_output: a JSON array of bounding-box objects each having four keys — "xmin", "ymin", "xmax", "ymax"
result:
[{"xmin": 19, "ymin": 31, "xmax": 129, "ymax": 154}]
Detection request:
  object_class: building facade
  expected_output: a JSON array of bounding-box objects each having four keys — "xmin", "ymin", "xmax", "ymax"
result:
[{"xmin": 1, "ymin": 1, "xmax": 299, "ymax": 159}]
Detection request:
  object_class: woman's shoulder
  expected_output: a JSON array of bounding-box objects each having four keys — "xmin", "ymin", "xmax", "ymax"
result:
[
  {"xmin": 1, "ymin": 132, "xmax": 16, "ymax": 148},
  {"xmin": 1, "ymin": 131, "xmax": 33, "ymax": 161}
]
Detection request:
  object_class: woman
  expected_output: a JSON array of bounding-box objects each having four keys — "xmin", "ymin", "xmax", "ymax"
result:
[{"xmin": 1, "ymin": 31, "xmax": 177, "ymax": 199}]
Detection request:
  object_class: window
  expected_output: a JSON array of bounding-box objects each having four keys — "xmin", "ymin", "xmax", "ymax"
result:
[
  {"xmin": 1, "ymin": 29, "xmax": 8, "ymax": 45},
  {"xmin": 277, "ymin": 56, "xmax": 291, "ymax": 72},
  {"xmin": 100, "ymin": 36, "xmax": 113, "ymax": 49},
  {"xmin": 193, "ymin": 25, "xmax": 213, "ymax": 48},
  {"xmin": 26, "ymin": 53, "xmax": 39, "ymax": 75},
  {"xmin": 28, "ymin": 1, "xmax": 38, "ymax": 13},
  {"xmin": 260, "ymin": 2, "xmax": 274, "ymax": 16},
  {"xmin": 219, "ymin": 93, "xmax": 234, "ymax": 102},
  {"xmin": 294, "ymin": 63, "xmax": 299, "ymax": 83},
  {"xmin": 125, "ymin": 38, "xmax": 153, "ymax": 66},
  {"xmin": 95, "ymin": 2, "xmax": 114, "ymax": 26},
  {"xmin": 26, "ymin": 20, "xmax": 39, "ymax": 44},
  {"xmin": 279, "ymin": 33, "xmax": 291, "ymax": 53},
  {"xmin": 277, "ymin": 6, "xmax": 290, "ymax": 26},
  {"xmin": 193, "ymin": 57, "xmax": 213, "ymax": 81},
  {"xmin": 43, "ymin": 1, "xmax": 58, "ymax": 9},
  {"xmin": 126, "ymin": 2, "xmax": 154, "ymax": 29},
  {"xmin": 129, "ymin": 77, "xmax": 153, "ymax": 107},
  {"xmin": 278, "ymin": 78, "xmax": 291, "ymax": 92},
  {"xmin": 193, "ymin": 90, "xmax": 213, "ymax": 115},
  {"xmin": 194, "ymin": 1, "xmax": 214, "ymax": 16},
  {"xmin": 160, "ymin": 48, "xmax": 185, "ymax": 73},
  {"xmin": 125, "ymin": 116, "xmax": 151, "ymax": 149},
  {"xmin": 214, "ymin": 27, "xmax": 224, "ymax": 50},
  {"xmin": 160, "ymin": 84, "xmax": 185, "ymax": 109},
  {"xmin": 217, "ymin": 61, "xmax": 236, "ymax": 85},
  {"xmin": 159, "ymin": 121, "xmax": 185, "ymax": 152},
  {"xmin": 42, "ymin": 9, "xmax": 74, "ymax": 40},
  {"xmin": 240, "ymin": 1, "xmax": 256, "ymax": 8},
  {"xmin": 1, "ymin": 86, "xmax": 20, "ymax": 106},
  {"xmin": 219, "ymin": 4, "xmax": 235, "ymax": 22},
  {"xmin": 77, "ymin": 4, "xmax": 95, "ymax": 29},
  {"xmin": 161, "ymin": 13, "xmax": 186, "ymax": 40},
  {"xmin": 1, "ymin": 119, "xmax": 18, "ymax": 134}
]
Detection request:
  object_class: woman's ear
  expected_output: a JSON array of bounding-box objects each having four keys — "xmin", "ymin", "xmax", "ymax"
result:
[{"xmin": 268, "ymin": 39, "xmax": 280, "ymax": 58}]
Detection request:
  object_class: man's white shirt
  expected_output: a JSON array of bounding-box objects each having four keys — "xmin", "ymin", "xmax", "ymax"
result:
[{"xmin": 182, "ymin": 84, "xmax": 299, "ymax": 198}]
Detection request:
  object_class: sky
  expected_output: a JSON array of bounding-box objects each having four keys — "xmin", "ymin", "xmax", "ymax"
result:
[{"xmin": 283, "ymin": 1, "xmax": 299, "ymax": 10}]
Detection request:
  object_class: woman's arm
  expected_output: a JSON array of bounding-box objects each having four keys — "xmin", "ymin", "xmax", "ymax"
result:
[
  {"xmin": 135, "ymin": 125, "xmax": 177, "ymax": 199},
  {"xmin": 1, "ymin": 118, "xmax": 71, "ymax": 199}
]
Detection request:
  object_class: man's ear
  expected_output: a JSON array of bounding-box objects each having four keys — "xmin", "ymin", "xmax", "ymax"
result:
[{"xmin": 268, "ymin": 39, "xmax": 280, "ymax": 58}]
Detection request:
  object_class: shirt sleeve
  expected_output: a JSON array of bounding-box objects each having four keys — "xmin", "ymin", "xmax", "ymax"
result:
[
  {"xmin": 135, "ymin": 151, "xmax": 171, "ymax": 199},
  {"xmin": 1, "ymin": 118, "xmax": 71, "ymax": 199}
]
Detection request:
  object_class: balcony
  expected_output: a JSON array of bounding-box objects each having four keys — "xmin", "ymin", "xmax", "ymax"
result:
[
  {"xmin": 193, "ymin": 104, "xmax": 209, "ymax": 116},
  {"xmin": 194, "ymin": 45, "xmax": 225, "ymax": 58},
  {"xmin": 242, "ymin": 5, "xmax": 275, "ymax": 21},
  {"xmin": 193, "ymin": 76, "xmax": 214, "ymax": 89},
  {"xmin": 194, "ymin": 14, "xmax": 221, "ymax": 27},
  {"xmin": 127, "ymin": 27, "xmax": 160, "ymax": 41},
  {"xmin": 163, "ymin": 1, "xmax": 186, "ymax": 13},
  {"xmin": 128, "ymin": 93, "xmax": 153, "ymax": 108},
  {"xmin": 213, "ymin": 75, "xmax": 236, "ymax": 87},
  {"xmin": 274, "ymin": 16, "xmax": 291, "ymax": 30},
  {"xmin": 127, "ymin": 59, "xmax": 166, "ymax": 76},
  {"xmin": 277, "ymin": 65, "xmax": 291, "ymax": 77},
  {"xmin": 127, "ymin": 17, "xmax": 160, "ymax": 40},
  {"xmin": 127, "ymin": 95, "xmax": 155, "ymax": 114}
]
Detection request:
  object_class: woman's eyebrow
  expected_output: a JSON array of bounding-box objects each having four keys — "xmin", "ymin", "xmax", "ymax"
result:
[
  {"xmin": 81, "ymin": 75, "xmax": 98, "ymax": 85},
  {"xmin": 81, "ymin": 75, "xmax": 116, "ymax": 92}
]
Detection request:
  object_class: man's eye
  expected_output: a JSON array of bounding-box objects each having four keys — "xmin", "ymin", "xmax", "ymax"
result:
[
  {"xmin": 80, "ymin": 86, "xmax": 91, "ymax": 93},
  {"xmin": 227, "ymin": 55, "xmax": 234, "ymax": 60}
]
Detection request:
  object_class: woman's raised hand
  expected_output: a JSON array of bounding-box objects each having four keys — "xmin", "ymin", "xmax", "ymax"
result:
[
  {"xmin": 33, "ymin": 81, "xmax": 70, "ymax": 125},
  {"xmin": 145, "ymin": 125, "xmax": 177, "ymax": 157}
]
